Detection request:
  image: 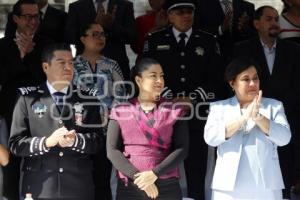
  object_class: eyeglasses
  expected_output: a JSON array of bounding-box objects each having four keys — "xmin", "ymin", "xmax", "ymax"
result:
[
  {"xmin": 84, "ymin": 31, "xmax": 106, "ymax": 39},
  {"xmin": 19, "ymin": 14, "xmax": 40, "ymax": 21}
]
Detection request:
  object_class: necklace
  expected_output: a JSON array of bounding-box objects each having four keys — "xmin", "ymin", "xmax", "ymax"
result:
[{"xmin": 138, "ymin": 97, "xmax": 156, "ymax": 113}]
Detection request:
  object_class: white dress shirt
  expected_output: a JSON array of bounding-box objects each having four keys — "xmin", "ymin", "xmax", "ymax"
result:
[
  {"xmin": 172, "ymin": 27, "xmax": 192, "ymax": 45},
  {"xmin": 94, "ymin": 0, "xmax": 109, "ymax": 14},
  {"xmin": 260, "ymin": 39, "xmax": 276, "ymax": 74}
]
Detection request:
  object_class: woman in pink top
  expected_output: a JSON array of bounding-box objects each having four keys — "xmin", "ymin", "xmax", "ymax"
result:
[{"xmin": 107, "ymin": 58, "xmax": 189, "ymax": 199}]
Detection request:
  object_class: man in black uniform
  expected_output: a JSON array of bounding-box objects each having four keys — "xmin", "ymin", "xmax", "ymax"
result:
[
  {"xmin": 142, "ymin": 0, "xmax": 227, "ymax": 199},
  {"xmin": 9, "ymin": 44, "xmax": 103, "ymax": 200}
]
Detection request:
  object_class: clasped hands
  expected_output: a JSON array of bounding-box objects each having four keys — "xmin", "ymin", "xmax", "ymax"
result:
[
  {"xmin": 242, "ymin": 90, "xmax": 263, "ymax": 122},
  {"xmin": 134, "ymin": 170, "xmax": 159, "ymax": 199},
  {"xmin": 45, "ymin": 127, "xmax": 76, "ymax": 148}
]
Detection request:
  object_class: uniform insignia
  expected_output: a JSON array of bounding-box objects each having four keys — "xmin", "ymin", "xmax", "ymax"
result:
[
  {"xmin": 74, "ymin": 102, "xmax": 84, "ymax": 126},
  {"xmin": 143, "ymin": 40, "xmax": 149, "ymax": 52},
  {"xmin": 157, "ymin": 45, "xmax": 170, "ymax": 50},
  {"xmin": 195, "ymin": 34, "xmax": 200, "ymax": 38},
  {"xmin": 37, "ymin": 89, "xmax": 44, "ymax": 94},
  {"xmin": 32, "ymin": 103, "xmax": 47, "ymax": 118},
  {"xmin": 18, "ymin": 87, "xmax": 38, "ymax": 95},
  {"xmin": 165, "ymin": 33, "xmax": 170, "ymax": 37},
  {"xmin": 195, "ymin": 47, "xmax": 204, "ymax": 56},
  {"xmin": 80, "ymin": 88, "xmax": 98, "ymax": 96}
]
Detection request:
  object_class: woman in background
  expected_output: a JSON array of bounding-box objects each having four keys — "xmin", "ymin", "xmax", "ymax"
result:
[{"xmin": 72, "ymin": 22, "xmax": 126, "ymax": 200}]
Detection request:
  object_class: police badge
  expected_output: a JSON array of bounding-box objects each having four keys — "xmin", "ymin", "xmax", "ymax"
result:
[
  {"xmin": 74, "ymin": 102, "xmax": 84, "ymax": 126},
  {"xmin": 32, "ymin": 103, "xmax": 47, "ymax": 118},
  {"xmin": 195, "ymin": 47, "xmax": 204, "ymax": 56}
]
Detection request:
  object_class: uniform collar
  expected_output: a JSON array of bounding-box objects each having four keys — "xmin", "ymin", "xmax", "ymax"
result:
[
  {"xmin": 46, "ymin": 81, "xmax": 68, "ymax": 95},
  {"xmin": 172, "ymin": 27, "xmax": 192, "ymax": 39}
]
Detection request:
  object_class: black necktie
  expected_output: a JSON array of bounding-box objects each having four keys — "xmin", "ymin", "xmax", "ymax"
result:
[
  {"xmin": 53, "ymin": 92, "xmax": 65, "ymax": 112},
  {"xmin": 39, "ymin": 11, "xmax": 43, "ymax": 21},
  {"xmin": 178, "ymin": 33, "xmax": 187, "ymax": 50}
]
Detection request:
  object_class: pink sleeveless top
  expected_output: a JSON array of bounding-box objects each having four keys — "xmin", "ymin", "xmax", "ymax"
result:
[{"xmin": 110, "ymin": 98, "xmax": 186, "ymax": 182}]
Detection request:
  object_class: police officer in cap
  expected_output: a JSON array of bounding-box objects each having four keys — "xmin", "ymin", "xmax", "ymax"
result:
[
  {"xmin": 142, "ymin": 0, "xmax": 227, "ymax": 199},
  {"xmin": 9, "ymin": 43, "xmax": 104, "ymax": 200}
]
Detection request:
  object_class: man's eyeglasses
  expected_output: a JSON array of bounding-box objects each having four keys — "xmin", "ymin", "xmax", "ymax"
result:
[
  {"xmin": 19, "ymin": 14, "xmax": 40, "ymax": 21},
  {"xmin": 84, "ymin": 31, "xmax": 106, "ymax": 39}
]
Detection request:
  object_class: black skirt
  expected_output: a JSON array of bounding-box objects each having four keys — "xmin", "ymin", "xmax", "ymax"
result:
[{"xmin": 116, "ymin": 178, "xmax": 182, "ymax": 200}]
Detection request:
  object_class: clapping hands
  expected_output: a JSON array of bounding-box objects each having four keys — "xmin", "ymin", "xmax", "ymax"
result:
[{"xmin": 14, "ymin": 32, "xmax": 35, "ymax": 59}]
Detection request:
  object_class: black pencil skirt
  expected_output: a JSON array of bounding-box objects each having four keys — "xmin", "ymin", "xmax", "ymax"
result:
[{"xmin": 116, "ymin": 178, "xmax": 182, "ymax": 200}]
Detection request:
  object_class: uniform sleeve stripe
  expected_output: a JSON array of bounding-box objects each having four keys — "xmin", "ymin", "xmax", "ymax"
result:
[
  {"xmin": 74, "ymin": 134, "xmax": 78, "ymax": 148},
  {"xmin": 78, "ymin": 133, "xmax": 85, "ymax": 150},
  {"xmin": 30, "ymin": 137, "xmax": 37, "ymax": 153}
]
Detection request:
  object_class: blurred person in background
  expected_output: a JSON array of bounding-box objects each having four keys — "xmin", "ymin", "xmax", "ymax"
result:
[
  {"xmin": 279, "ymin": 0, "xmax": 300, "ymax": 43},
  {"xmin": 132, "ymin": 0, "xmax": 168, "ymax": 60},
  {"xmin": 73, "ymin": 22, "xmax": 126, "ymax": 200},
  {"xmin": 65, "ymin": 0, "xmax": 136, "ymax": 81},
  {"xmin": 5, "ymin": 0, "xmax": 67, "ymax": 42}
]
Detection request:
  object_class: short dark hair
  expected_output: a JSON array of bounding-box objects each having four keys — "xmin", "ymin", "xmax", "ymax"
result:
[
  {"xmin": 224, "ymin": 56, "xmax": 262, "ymax": 82},
  {"xmin": 42, "ymin": 43, "xmax": 71, "ymax": 63},
  {"xmin": 12, "ymin": 0, "xmax": 37, "ymax": 16},
  {"xmin": 254, "ymin": 5, "xmax": 277, "ymax": 20},
  {"xmin": 130, "ymin": 58, "xmax": 161, "ymax": 97},
  {"xmin": 79, "ymin": 22, "xmax": 100, "ymax": 38}
]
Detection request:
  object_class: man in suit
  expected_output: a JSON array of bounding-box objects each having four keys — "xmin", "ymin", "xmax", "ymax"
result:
[
  {"xmin": 5, "ymin": 0, "xmax": 67, "ymax": 42},
  {"xmin": 0, "ymin": 1, "xmax": 52, "ymax": 199},
  {"xmin": 234, "ymin": 6, "xmax": 300, "ymax": 199},
  {"xmin": 65, "ymin": 0, "xmax": 136, "ymax": 81},
  {"xmin": 9, "ymin": 43, "xmax": 103, "ymax": 200},
  {"xmin": 194, "ymin": 0, "xmax": 255, "ymax": 63},
  {"xmin": 142, "ymin": 0, "xmax": 226, "ymax": 199}
]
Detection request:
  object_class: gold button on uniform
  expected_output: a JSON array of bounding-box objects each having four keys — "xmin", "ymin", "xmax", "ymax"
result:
[
  {"xmin": 59, "ymin": 168, "xmax": 63, "ymax": 173},
  {"xmin": 59, "ymin": 152, "xmax": 63, "ymax": 157}
]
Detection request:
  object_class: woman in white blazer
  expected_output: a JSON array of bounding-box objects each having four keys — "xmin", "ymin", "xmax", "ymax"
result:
[{"xmin": 204, "ymin": 57, "xmax": 291, "ymax": 200}]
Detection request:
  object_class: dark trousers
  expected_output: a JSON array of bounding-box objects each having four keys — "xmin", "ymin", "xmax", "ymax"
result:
[
  {"xmin": 3, "ymin": 156, "xmax": 21, "ymax": 200},
  {"xmin": 93, "ymin": 137, "xmax": 112, "ymax": 200},
  {"xmin": 184, "ymin": 128, "xmax": 208, "ymax": 200},
  {"xmin": 279, "ymin": 143, "xmax": 294, "ymax": 199},
  {"xmin": 116, "ymin": 178, "xmax": 182, "ymax": 200}
]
